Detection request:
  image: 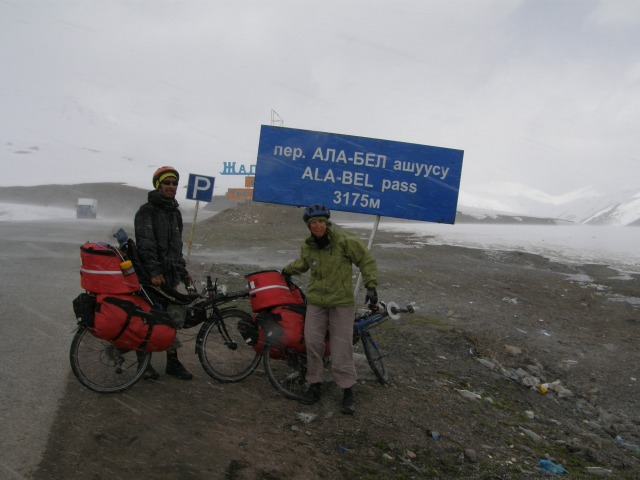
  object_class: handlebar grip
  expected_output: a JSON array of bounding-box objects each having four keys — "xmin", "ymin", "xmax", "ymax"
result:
[{"xmin": 387, "ymin": 303, "xmax": 416, "ymax": 317}]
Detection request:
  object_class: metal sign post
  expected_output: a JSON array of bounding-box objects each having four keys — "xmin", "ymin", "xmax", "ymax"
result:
[
  {"xmin": 354, "ymin": 214, "xmax": 381, "ymax": 298},
  {"xmin": 185, "ymin": 173, "xmax": 216, "ymax": 265},
  {"xmin": 186, "ymin": 200, "xmax": 199, "ymax": 264}
]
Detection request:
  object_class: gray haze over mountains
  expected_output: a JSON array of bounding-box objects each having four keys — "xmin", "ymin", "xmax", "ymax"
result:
[
  {"xmin": 460, "ymin": 183, "xmax": 640, "ymax": 226},
  {"xmin": 1, "ymin": 183, "xmax": 638, "ymax": 226}
]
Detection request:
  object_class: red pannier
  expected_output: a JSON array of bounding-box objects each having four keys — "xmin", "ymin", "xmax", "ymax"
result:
[
  {"xmin": 80, "ymin": 242, "xmax": 140, "ymax": 294},
  {"xmin": 92, "ymin": 294, "xmax": 176, "ymax": 352},
  {"xmin": 246, "ymin": 270, "xmax": 304, "ymax": 312},
  {"xmin": 251, "ymin": 305, "xmax": 307, "ymax": 358}
]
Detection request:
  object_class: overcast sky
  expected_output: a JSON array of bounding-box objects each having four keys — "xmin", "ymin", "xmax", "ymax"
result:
[{"xmin": 1, "ymin": 0, "xmax": 639, "ymax": 202}]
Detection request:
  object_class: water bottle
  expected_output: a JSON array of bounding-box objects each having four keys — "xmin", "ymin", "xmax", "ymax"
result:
[{"xmin": 119, "ymin": 260, "xmax": 135, "ymax": 276}]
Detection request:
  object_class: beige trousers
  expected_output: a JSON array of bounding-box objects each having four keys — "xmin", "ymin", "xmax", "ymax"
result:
[{"xmin": 304, "ymin": 305, "xmax": 356, "ymax": 389}]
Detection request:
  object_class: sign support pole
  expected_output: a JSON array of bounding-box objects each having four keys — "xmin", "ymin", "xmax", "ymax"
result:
[
  {"xmin": 354, "ymin": 215, "xmax": 381, "ymax": 300},
  {"xmin": 186, "ymin": 200, "xmax": 199, "ymax": 265}
]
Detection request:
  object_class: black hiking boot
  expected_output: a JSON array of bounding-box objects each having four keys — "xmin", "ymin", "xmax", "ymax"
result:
[
  {"xmin": 341, "ymin": 388, "xmax": 355, "ymax": 415},
  {"xmin": 166, "ymin": 355, "xmax": 193, "ymax": 380},
  {"xmin": 299, "ymin": 383, "xmax": 322, "ymax": 405},
  {"xmin": 137, "ymin": 352, "xmax": 160, "ymax": 380},
  {"xmin": 142, "ymin": 363, "xmax": 160, "ymax": 381}
]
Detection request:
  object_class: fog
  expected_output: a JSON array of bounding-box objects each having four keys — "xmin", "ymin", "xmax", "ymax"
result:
[
  {"xmin": 348, "ymin": 221, "xmax": 640, "ymax": 274},
  {"xmin": 3, "ymin": 202, "xmax": 638, "ymax": 274}
]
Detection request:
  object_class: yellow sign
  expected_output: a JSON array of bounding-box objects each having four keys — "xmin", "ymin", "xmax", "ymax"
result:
[{"xmin": 245, "ymin": 176, "xmax": 255, "ymax": 188}]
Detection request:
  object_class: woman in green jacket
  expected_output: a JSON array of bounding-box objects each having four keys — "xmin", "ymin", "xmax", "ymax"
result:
[{"xmin": 282, "ymin": 204, "xmax": 378, "ymax": 414}]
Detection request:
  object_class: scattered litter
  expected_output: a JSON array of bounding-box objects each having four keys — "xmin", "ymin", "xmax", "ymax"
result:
[
  {"xmin": 297, "ymin": 413, "xmax": 317, "ymax": 424},
  {"xmin": 585, "ymin": 466, "xmax": 612, "ymax": 477},
  {"xmin": 504, "ymin": 345, "xmax": 522, "ymax": 355},
  {"xmin": 477, "ymin": 358, "xmax": 495, "ymax": 369},
  {"xmin": 520, "ymin": 427, "xmax": 543, "ymax": 443},
  {"xmin": 502, "ymin": 297, "xmax": 519, "ymax": 304},
  {"xmin": 615, "ymin": 435, "xmax": 640, "ymax": 453},
  {"xmin": 539, "ymin": 459, "xmax": 568, "ymax": 475},
  {"xmin": 537, "ymin": 380, "xmax": 573, "ymax": 398},
  {"xmin": 475, "ymin": 356, "xmax": 574, "ymax": 398},
  {"xmin": 456, "ymin": 389, "xmax": 482, "ymax": 400},
  {"xmin": 398, "ymin": 454, "xmax": 422, "ymax": 473}
]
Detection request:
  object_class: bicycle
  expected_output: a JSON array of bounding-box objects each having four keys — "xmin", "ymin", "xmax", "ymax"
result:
[
  {"xmin": 257, "ymin": 277, "xmax": 415, "ymax": 402},
  {"xmin": 70, "ymin": 275, "xmax": 261, "ymax": 393},
  {"xmin": 70, "ymin": 231, "xmax": 261, "ymax": 394}
]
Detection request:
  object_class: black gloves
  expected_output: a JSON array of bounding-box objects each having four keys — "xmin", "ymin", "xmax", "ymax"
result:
[
  {"xmin": 281, "ymin": 269, "xmax": 292, "ymax": 284},
  {"xmin": 365, "ymin": 288, "xmax": 378, "ymax": 306}
]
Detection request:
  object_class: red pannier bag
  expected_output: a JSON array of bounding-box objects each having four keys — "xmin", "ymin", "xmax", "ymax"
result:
[
  {"xmin": 250, "ymin": 305, "xmax": 307, "ymax": 359},
  {"xmin": 92, "ymin": 294, "xmax": 176, "ymax": 352},
  {"xmin": 80, "ymin": 242, "xmax": 140, "ymax": 294},
  {"xmin": 246, "ymin": 270, "xmax": 304, "ymax": 312}
]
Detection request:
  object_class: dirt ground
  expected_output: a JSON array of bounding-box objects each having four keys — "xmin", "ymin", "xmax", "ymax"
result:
[{"xmin": 35, "ymin": 203, "xmax": 640, "ymax": 479}]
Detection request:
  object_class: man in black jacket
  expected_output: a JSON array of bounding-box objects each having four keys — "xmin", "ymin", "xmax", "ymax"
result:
[{"xmin": 135, "ymin": 166, "xmax": 193, "ymax": 380}]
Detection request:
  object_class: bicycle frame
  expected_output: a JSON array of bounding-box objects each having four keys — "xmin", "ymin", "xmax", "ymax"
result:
[
  {"xmin": 354, "ymin": 300, "xmax": 409, "ymax": 333},
  {"xmin": 354, "ymin": 309, "xmax": 389, "ymax": 332}
]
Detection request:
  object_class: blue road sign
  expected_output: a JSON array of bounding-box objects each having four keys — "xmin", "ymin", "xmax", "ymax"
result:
[
  {"xmin": 253, "ymin": 126, "xmax": 464, "ymax": 224},
  {"xmin": 186, "ymin": 173, "xmax": 215, "ymax": 202}
]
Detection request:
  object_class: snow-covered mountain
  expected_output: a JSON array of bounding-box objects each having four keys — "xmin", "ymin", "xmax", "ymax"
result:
[
  {"xmin": 2, "ymin": 115, "xmax": 639, "ymax": 226},
  {"xmin": 583, "ymin": 192, "xmax": 640, "ymax": 226},
  {"xmin": 458, "ymin": 182, "xmax": 640, "ymax": 226}
]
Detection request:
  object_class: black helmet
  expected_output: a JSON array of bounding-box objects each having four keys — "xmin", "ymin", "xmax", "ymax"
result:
[{"xmin": 303, "ymin": 204, "xmax": 331, "ymax": 223}]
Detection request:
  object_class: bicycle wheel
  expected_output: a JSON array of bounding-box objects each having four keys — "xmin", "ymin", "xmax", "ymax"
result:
[
  {"xmin": 70, "ymin": 326, "xmax": 149, "ymax": 393},
  {"xmin": 360, "ymin": 330, "xmax": 389, "ymax": 384},
  {"xmin": 262, "ymin": 341, "xmax": 308, "ymax": 401},
  {"xmin": 196, "ymin": 308, "xmax": 261, "ymax": 382}
]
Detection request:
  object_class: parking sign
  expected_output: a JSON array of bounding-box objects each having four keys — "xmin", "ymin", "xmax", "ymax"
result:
[{"xmin": 186, "ymin": 174, "xmax": 215, "ymax": 202}]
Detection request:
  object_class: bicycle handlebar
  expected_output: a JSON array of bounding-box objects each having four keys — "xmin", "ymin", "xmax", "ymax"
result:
[
  {"xmin": 358, "ymin": 301, "xmax": 416, "ymax": 322},
  {"xmin": 389, "ymin": 304, "xmax": 415, "ymax": 315}
]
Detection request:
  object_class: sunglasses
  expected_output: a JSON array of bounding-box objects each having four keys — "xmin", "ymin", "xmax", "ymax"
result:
[{"xmin": 161, "ymin": 180, "xmax": 179, "ymax": 186}]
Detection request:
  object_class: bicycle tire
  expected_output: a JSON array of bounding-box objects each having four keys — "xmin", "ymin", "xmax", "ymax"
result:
[
  {"xmin": 196, "ymin": 308, "xmax": 261, "ymax": 382},
  {"xmin": 360, "ymin": 330, "xmax": 389, "ymax": 384},
  {"xmin": 262, "ymin": 341, "xmax": 308, "ymax": 401},
  {"xmin": 69, "ymin": 326, "xmax": 150, "ymax": 393}
]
